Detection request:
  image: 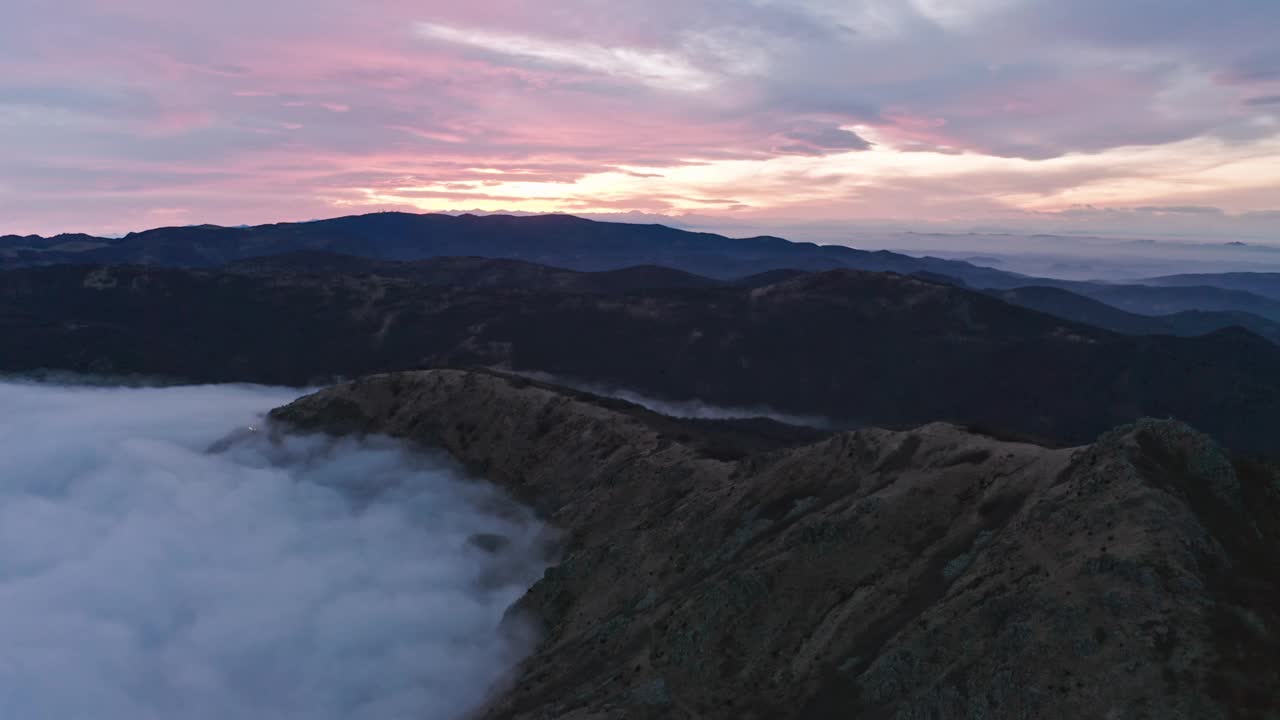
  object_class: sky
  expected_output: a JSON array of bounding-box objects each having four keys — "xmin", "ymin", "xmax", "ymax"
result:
[{"xmin": 2, "ymin": 0, "xmax": 1279, "ymax": 239}]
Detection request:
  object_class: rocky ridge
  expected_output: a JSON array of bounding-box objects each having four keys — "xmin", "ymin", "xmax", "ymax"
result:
[{"xmin": 271, "ymin": 369, "xmax": 1280, "ymax": 719}]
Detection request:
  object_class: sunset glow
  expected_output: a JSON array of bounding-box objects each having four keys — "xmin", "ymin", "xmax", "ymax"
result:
[{"xmin": 2, "ymin": 0, "xmax": 1278, "ymax": 237}]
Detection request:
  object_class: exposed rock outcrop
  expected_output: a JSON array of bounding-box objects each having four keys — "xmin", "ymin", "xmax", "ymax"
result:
[{"xmin": 272, "ymin": 370, "xmax": 1280, "ymax": 719}]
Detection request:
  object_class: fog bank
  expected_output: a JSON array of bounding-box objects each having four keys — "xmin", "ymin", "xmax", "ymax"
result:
[{"xmin": 0, "ymin": 381, "xmax": 552, "ymax": 720}]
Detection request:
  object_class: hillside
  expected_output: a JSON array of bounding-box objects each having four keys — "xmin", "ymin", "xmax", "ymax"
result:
[
  {"xmin": 1070, "ymin": 282, "xmax": 1280, "ymax": 322},
  {"xmin": 15, "ymin": 211, "xmax": 1280, "ymax": 329},
  {"xmin": 223, "ymin": 252, "xmax": 725, "ymax": 293},
  {"xmin": 224, "ymin": 253, "xmax": 1280, "ymax": 344},
  {"xmin": 7, "ymin": 263, "xmax": 1280, "ymax": 455},
  {"xmin": 992, "ymin": 286, "xmax": 1280, "ymax": 344},
  {"xmin": 1145, "ymin": 272, "xmax": 1280, "ymax": 301},
  {"xmin": 269, "ymin": 369, "xmax": 1280, "ymax": 720}
]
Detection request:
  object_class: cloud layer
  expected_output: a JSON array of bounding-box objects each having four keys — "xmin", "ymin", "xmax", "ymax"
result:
[
  {"xmin": 1, "ymin": 0, "xmax": 1278, "ymax": 236},
  {"xmin": 0, "ymin": 381, "xmax": 552, "ymax": 720}
]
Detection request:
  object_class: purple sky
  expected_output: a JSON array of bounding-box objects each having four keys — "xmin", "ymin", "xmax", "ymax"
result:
[{"xmin": 2, "ymin": 0, "xmax": 1279, "ymax": 238}]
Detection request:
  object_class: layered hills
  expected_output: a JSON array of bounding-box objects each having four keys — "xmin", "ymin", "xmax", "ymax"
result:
[
  {"xmin": 989, "ymin": 286, "xmax": 1280, "ymax": 345},
  {"xmin": 0, "ymin": 212, "xmax": 1020, "ymax": 286},
  {"xmin": 226, "ymin": 250, "xmax": 1280, "ymax": 345},
  {"xmin": 6, "ymin": 262, "xmax": 1280, "ymax": 455},
  {"xmin": 12, "ymin": 208, "xmax": 1280, "ymax": 340},
  {"xmin": 10, "ymin": 211, "xmax": 1280, "ymax": 336},
  {"xmin": 1145, "ymin": 272, "xmax": 1280, "ymax": 302},
  {"xmin": 224, "ymin": 252, "xmax": 726, "ymax": 294}
]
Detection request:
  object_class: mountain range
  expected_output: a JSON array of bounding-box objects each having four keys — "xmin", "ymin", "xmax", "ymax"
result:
[
  {"xmin": 6, "ymin": 260, "xmax": 1280, "ymax": 456},
  {"xmin": 1145, "ymin": 272, "xmax": 1280, "ymax": 301},
  {"xmin": 988, "ymin": 286, "xmax": 1280, "ymax": 345},
  {"xmin": 10, "ymin": 212, "xmax": 1280, "ymax": 335},
  {"xmin": 0, "ymin": 212, "xmax": 1021, "ymax": 286},
  {"xmin": 10, "ymin": 211, "xmax": 1280, "ymax": 456}
]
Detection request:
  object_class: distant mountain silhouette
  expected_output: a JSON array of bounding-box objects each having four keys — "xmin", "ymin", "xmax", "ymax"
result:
[
  {"xmin": 13, "ymin": 212, "xmax": 1280, "ymax": 326},
  {"xmin": 0, "ymin": 211, "xmax": 1026, "ymax": 286},
  {"xmin": 1068, "ymin": 282, "xmax": 1280, "ymax": 322},
  {"xmin": 6, "ymin": 262, "xmax": 1280, "ymax": 456},
  {"xmin": 992, "ymin": 285, "xmax": 1280, "ymax": 344},
  {"xmin": 1143, "ymin": 272, "xmax": 1280, "ymax": 302}
]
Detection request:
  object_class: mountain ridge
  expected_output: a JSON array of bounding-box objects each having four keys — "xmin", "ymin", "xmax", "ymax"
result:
[
  {"xmin": 268, "ymin": 369, "xmax": 1280, "ymax": 720},
  {"xmin": 1144, "ymin": 272, "xmax": 1280, "ymax": 301},
  {"xmin": 223, "ymin": 250, "xmax": 1280, "ymax": 343},
  {"xmin": 7, "ymin": 262, "xmax": 1280, "ymax": 455},
  {"xmin": 990, "ymin": 285, "xmax": 1280, "ymax": 344},
  {"xmin": 0, "ymin": 211, "xmax": 1028, "ymax": 286},
  {"xmin": 11, "ymin": 211, "xmax": 1280, "ymax": 324}
]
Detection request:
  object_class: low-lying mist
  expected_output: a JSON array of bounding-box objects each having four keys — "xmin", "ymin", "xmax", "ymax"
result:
[
  {"xmin": 0, "ymin": 381, "xmax": 554, "ymax": 720},
  {"xmin": 513, "ymin": 371, "xmax": 832, "ymax": 428}
]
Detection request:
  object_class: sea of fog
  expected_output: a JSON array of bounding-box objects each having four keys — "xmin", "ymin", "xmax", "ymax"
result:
[{"xmin": 0, "ymin": 381, "xmax": 554, "ymax": 720}]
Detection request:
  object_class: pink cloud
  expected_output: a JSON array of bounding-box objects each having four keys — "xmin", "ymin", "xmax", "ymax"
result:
[
  {"xmin": 0, "ymin": 0, "xmax": 1277, "ymax": 235},
  {"xmin": 143, "ymin": 109, "xmax": 217, "ymax": 135}
]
